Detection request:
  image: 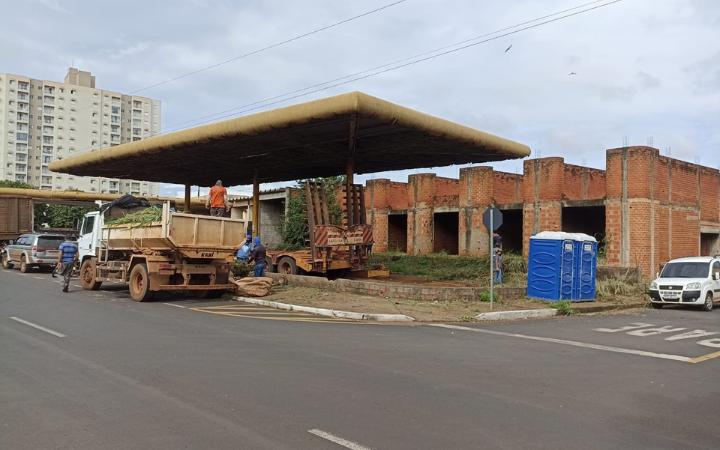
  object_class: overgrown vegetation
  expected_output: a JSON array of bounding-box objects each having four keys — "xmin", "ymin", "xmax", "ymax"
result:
[
  {"xmin": 551, "ymin": 300, "xmax": 575, "ymax": 315},
  {"xmin": 280, "ymin": 176, "xmax": 344, "ymax": 249},
  {"xmin": 34, "ymin": 204, "xmax": 93, "ymax": 229},
  {"xmin": 596, "ymin": 273, "xmax": 646, "ymax": 299},
  {"xmin": 106, "ymin": 207, "xmax": 163, "ymax": 226},
  {"xmin": 369, "ymin": 251, "xmax": 528, "ymax": 284}
]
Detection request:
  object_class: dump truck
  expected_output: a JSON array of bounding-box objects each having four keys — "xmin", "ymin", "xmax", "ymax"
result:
[
  {"xmin": 78, "ymin": 202, "xmax": 245, "ymax": 301},
  {"xmin": 0, "ymin": 197, "xmax": 33, "ymax": 244}
]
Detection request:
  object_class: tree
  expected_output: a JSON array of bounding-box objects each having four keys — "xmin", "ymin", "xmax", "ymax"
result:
[
  {"xmin": 34, "ymin": 204, "xmax": 91, "ymax": 230},
  {"xmin": 0, "ymin": 180, "xmax": 35, "ymax": 189},
  {"xmin": 280, "ymin": 176, "xmax": 344, "ymax": 249}
]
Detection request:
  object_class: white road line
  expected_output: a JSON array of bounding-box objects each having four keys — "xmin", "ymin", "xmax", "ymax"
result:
[
  {"xmin": 428, "ymin": 324, "xmax": 694, "ymax": 363},
  {"xmin": 308, "ymin": 429, "xmax": 371, "ymax": 450},
  {"xmin": 32, "ymin": 276, "xmax": 44, "ymax": 280},
  {"xmin": 163, "ymin": 303, "xmax": 186, "ymax": 309},
  {"xmin": 9, "ymin": 317, "xmax": 66, "ymax": 338}
]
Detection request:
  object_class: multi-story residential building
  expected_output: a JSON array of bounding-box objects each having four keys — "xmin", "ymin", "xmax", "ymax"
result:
[{"xmin": 0, "ymin": 68, "xmax": 160, "ymax": 196}]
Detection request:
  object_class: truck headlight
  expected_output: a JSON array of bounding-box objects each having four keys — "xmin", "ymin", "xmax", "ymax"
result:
[
  {"xmin": 649, "ymin": 281, "xmax": 658, "ymax": 290},
  {"xmin": 686, "ymin": 282, "xmax": 701, "ymax": 290}
]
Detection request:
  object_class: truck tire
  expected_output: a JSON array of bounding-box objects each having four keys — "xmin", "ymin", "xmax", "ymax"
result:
[
  {"xmin": 129, "ymin": 263, "xmax": 152, "ymax": 302},
  {"xmin": 80, "ymin": 258, "xmax": 102, "ymax": 291},
  {"xmin": 1, "ymin": 253, "xmax": 12, "ymax": 270},
  {"xmin": 19, "ymin": 255, "xmax": 29, "ymax": 273},
  {"xmin": 277, "ymin": 256, "xmax": 298, "ymax": 275},
  {"xmin": 264, "ymin": 257, "xmax": 275, "ymax": 273}
]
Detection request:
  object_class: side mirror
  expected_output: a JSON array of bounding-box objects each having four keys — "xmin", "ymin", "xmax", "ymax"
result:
[{"xmin": 655, "ymin": 272, "xmax": 659, "ymax": 279}]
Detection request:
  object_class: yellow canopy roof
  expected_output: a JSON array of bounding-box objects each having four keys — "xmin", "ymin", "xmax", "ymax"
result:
[{"xmin": 49, "ymin": 91, "xmax": 530, "ymax": 186}]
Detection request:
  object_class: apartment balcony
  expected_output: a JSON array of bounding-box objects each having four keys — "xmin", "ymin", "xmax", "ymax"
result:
[{"xmin": 18, "ymin": 82, "xmax": 29, "ymax": 91}]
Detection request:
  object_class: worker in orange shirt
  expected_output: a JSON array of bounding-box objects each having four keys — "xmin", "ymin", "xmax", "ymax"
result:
[{"xmin": 206, "ymin": 179, "xmax": 229, "ymax": 217}]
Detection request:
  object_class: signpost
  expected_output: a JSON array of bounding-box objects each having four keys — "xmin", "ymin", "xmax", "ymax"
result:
[{"xmin": 483, "ymin": 206, "xmax": 503, "ymax": 309}]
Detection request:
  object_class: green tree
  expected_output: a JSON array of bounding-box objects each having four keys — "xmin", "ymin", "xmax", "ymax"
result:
[
  {"xmin": 0, "ymin": 180, "xmax": 35, "ymax": 189},
  {"xmin": 34, "ymin": 204, "xmax": 92, "ymax": 229},
  {"xmin": 280, "ymin": 176, "xmax": 345, "ymax": 249}
]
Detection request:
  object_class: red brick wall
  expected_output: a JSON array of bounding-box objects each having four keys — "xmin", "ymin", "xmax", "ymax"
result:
[
  {"xmin": 458, "ymin": 167, "xmax": 493, "ymax": 255},
  {"xmin": 433, "ymin": 177, "xmax": 459, "ymax": 207},
  {"xmin": 493, "ymin": 171, "xmax": 523, "ymax": 205},
  {"xmin": 563, "ymin": 164, "xmax": 606, "ymax": 200},
  {"xmin": 700, "ymin": 168, "xmax": 720, "ymax": 223}
]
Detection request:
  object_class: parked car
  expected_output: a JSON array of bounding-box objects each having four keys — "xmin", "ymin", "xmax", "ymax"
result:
[
  {"xmin": 0, "ymin": 233, "xmax": 65, "ymax": 273},
  {"xmin": 648, "ymin": 256, "xmax": 720, "ymax": 311}
]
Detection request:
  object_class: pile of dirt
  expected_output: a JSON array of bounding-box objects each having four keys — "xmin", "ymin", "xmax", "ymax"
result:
[{"xmin": 232, "ymin": 277, "xmax": 273, "ymax": 297}]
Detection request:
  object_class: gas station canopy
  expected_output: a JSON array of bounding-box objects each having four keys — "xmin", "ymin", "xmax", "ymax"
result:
[{"xmin": 49, "ymin": 91, "xmax": 530, "ymax": 186}]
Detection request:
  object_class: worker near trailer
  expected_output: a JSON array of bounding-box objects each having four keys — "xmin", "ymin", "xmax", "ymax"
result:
[
  {"xmin": 249, "ymin": 236, "xmax": 267, "ymax": 277},
  {"xmin": 54, "ymin": 237, "xmax": 79, "ymax": 293},
  {"xmin": 235, "ymin": 233, "xmax": 253, "ymax": 263},
  {"xmin": 205, "ymin": 179, "xmax": 229, "ymax": 217}
]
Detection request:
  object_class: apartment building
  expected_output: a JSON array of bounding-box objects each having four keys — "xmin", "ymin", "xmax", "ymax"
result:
[{"xmin": 0, "ymin": 68, "xmax": 160, "ymax": 196}]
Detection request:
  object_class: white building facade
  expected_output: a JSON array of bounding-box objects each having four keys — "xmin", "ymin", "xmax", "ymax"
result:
[{"xmin": 0, "ymin": 68, "xmax": 160, "ymax": 196}]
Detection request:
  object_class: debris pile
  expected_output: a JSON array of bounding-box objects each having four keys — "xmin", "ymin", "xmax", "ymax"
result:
[{"xmin": 231, "ymin": 277, "xmax": 273, "ymax": 297}]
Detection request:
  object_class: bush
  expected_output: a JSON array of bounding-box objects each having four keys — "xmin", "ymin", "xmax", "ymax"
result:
[
  {"xmin": 596, "ymin": 275, "xmax": 646, "ymax": 299},
  {"xmin": 231, "ymin": 261, "xmax": 251, "ymax": 278},
  {"xmin": 281, "ymin": 177, "xmax": 344, "ymax": 249}
]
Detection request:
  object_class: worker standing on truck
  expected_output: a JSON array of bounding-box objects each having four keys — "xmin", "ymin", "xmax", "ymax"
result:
[
  {"xmin": 57, "ymin": 238, "xmax": 79, "ymax": 293},
  {"xmin": 249, "ymin": 236, "xmax": 267, "ymax": 277},
  {"xmin": 206, "ymin": 179, "xmax": 229, "ymax": 217}
]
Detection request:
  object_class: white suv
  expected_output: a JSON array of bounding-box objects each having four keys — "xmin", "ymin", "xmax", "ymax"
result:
[{"xmin": 648, "ymin": 257, "xmax": 720, "ymax": 311}]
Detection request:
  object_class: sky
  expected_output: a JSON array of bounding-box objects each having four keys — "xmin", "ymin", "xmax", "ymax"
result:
[{"xmin": 2, "ymin": 0, "xmax": 719, "ymax": 197}]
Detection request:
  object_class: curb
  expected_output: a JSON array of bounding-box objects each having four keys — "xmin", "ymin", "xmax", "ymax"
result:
[
  {"xmin": 234, "ymin": 296, "xmax": 415, "ymax": 322},
  {"xmin": 475, "ymin": 308, "xmax": 558, "ymax": 321}
]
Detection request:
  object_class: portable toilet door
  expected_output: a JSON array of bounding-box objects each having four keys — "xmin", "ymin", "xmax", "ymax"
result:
[
  {"xmin": 560, "ymin": 240, "xmax": 575, "ymax": 300},
  {"xmin": 577, "ymin": 240, "xmax": 598, "ymax": 300},
  {"xmin": 527, "ymin": 237, "xmax": 563, "ymax": 301}
]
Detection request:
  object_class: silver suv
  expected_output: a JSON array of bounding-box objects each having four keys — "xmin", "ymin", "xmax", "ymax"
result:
[{"xmin": 1, "ymin": 234, "xmax": 65, "ymax": 273}]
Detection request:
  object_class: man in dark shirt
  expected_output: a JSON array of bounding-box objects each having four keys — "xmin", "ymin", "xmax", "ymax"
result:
[
  {"xmin": 249, "ymin": 236, "xmax": 267, "ymax": 277},
  {"xmin": 57, "ymin": 238, "xmax": 79, "ymax": 293}
]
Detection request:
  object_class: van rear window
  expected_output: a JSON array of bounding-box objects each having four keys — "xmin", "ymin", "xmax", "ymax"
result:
[{"xmin": 37, "ymin": 237, "xmax": 65, "ymax": 249}]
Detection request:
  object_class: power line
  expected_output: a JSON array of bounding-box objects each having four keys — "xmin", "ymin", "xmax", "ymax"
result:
[
  {"xmin": 129, "ymin": 0, "xmax": 408, "ymax": 94},
  {"xmin": 163, "ymin": 0, "xmax": 623, "ymax": 133}
]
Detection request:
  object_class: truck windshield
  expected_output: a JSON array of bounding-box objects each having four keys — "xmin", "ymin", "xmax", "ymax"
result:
[{"xmin": 660, "ymin": 262, "xmax": 709, "ymax": 278}]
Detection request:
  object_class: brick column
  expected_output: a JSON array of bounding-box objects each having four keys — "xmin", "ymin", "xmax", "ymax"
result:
[
  {"xmin": 365, "ymin": 179, "xmax": 391, "ymax": 252},
  {"xmin": 522, "ymin": 158, "xmax": 564, "ymax": 256},
  {"xmin": 407, "ymin": 173, "xmax": 436, "ymax": 255},
  {"xmin": 458, "ymin": 166, "xmax": 493, "ymax": 256}
]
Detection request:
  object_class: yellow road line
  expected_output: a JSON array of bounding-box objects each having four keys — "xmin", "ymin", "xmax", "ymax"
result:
[{"xmin": 689, "ymin": 350, "xmax": 720, "ymax": 364}]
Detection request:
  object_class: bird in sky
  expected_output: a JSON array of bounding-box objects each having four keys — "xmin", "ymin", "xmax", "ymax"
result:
[
  {"xmin": 568, "ymin": 72, "xmax": 577, "ymax": 76},
  {"xmin": 504, "ymin": 44, "xmax": 512, "ymax": 53}
]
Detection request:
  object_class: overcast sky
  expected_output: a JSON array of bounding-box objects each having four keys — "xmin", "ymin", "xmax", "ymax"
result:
[{"xmin": 2, "ymin": 0, "xmax": 719, "ymax": 196}]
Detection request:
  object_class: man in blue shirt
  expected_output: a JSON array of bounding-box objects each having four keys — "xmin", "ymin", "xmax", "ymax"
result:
[{"xmin": 57, "ymin": 238, "xmax": 79, "ymax": 293}]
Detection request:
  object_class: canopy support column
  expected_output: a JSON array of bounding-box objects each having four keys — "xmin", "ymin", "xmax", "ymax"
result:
[
  {"xmin": 346, "ymin": 113, "xmax": 358, "ymax": 226},
  {"xmin": 184, "ymin": 184, "xmax": 191, "ymax": 212},
  {"xmin": 253, "ymin": 171, "xmax": 260, "ymax": 238}
]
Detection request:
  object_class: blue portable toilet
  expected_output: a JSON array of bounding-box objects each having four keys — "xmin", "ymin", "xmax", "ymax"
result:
[{"xmin": 527, "ymin": 231, "xmax": 597, "ymax": 302}]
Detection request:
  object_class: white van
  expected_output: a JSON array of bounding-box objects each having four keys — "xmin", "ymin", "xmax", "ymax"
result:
[{"xmin": 648, "ymin": 257, "xmax": 720, "ymax": 311}]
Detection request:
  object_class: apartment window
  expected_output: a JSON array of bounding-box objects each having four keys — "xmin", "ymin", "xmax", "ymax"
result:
[
  {"xmin": 16, "ymin": 154, "xmax": 27, "ymax": 162},
  {"xmin": 42, "ymin": 146, "xmax": 53, "ymax": 154},
  {"xmin": 42, "ymin": 155, "xmax": 52, "ymax": 164},
  {"xmin": 43, "ymin": 96, "xmax": 54, "ymax": 104},
  {"xmin": 17, "ymin": 112, "xmax": 28, "ymax": 122},
  {"xmin": 43, "ymin": 136, "xmax": 53, "ymax": 144},
  {"xmin": 43, "ymin": 106, "xmax": 54, "ymax": 114},
  {"xmin": 15, "ymin": 164, "xmax": 26, "ymax": 172},
  {"xmin": 15, "ymin": 175, "xmax": 26, "ymax": 182},
  {"xmin": 17, "ymin": 123, "xmax": 28, "ymax": 132},
  {"xmin": 44, "ymin": 86, "xmax": 54, "ymax": 94},
  {"xmin": 43, "ymin": 126, "xmax": 53, "ymax": 135},
  {"xmin": 16, "ymin": 132, "xmax": 28, "ymax": 141},
  {"xmin": 16, "ymin": 143, "xmax": 28, "ymax": 152},
  {"xmin": 18, "ymin": 92, "xmax": 28, "ymax": 100},
  {"xmin": 111, "ymin": 106, "xmax": 120, "ymax": 114},
  {"xmin": 42, "ymin": 176, "xmax": 52, "ymax": 185},
  {"xmin": 43, "ymin": 116, "xmax": 53, "ymax": 124},
  {"xmin": 111, "ymin": 125, "xmax": 120, "ymax": 133},
  {"xmin": 133, "ymin": 128, "xmax": 141, "ymax": 135}
]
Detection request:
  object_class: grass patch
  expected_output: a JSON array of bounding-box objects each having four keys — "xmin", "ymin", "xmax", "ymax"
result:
[
  {"xmin": 551, "ymin": 300, "xmax": 575, "ymax": 315},
  {"xmin": 596, "ymin": 274, "xmax": 646, "ymax": 299},
  {"xmin": 369, "ymin": 252, "xmax": 528, "ymax": 284}
]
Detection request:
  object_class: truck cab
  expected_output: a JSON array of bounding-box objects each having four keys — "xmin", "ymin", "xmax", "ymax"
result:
[{"xmin": 78, "ymin": 210, "xmax": 103, "ymax": 265}]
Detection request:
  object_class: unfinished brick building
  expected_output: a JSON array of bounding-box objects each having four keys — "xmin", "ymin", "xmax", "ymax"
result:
[{"xmin": 365, "ymin": 146, "xmax": 720, "ymax": 278}]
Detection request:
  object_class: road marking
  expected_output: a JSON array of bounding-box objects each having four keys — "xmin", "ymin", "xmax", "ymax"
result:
[
  {"xmin": 163, "ymin": 303, "xmax": 186, "ymax": 309},
  {"xmin": 9, "ymin": 316, "xmax": 66, "ymax": 338},
  {"xmin": 429, "ymin": 324, "xmax": 694, "ymax": 363},
  {"xmin": 32, "ymin": 276, "xmax": 44, "ymax": 280},
  {"xmin": 308, "ymin": 429, "xmax": 371, "ymax": 450},
  {"xmin": 690, "ymin": 351, "xmax": 720, "ymax": 364}
]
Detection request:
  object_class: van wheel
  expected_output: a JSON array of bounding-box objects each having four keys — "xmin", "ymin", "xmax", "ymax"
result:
[
  {"xmin": 277, "ymin": 256, "xmax": 298, "ymax": 275},
  {"xmin": 80, "ymin": 258, "xmax": 102, "ymax": 290},
  {"xmin": 19, "ymin": 256, "xmax": 29, "ymax": 273},
  {"xmin": 1, "ymin": 253, "xmax": 12, "ymax": 270},
  {"xmin": 702, "ymin": 292, "xmax": 714, "ymax": 312},
  {"xmin": 129, "ymin": 263, "xmax": 152, "ymax": 302}
]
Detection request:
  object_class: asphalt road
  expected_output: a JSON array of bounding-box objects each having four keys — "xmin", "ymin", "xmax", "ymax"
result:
[{"xmin": 1, "ymin": 268, "xmax": 719, "ymax": 450}]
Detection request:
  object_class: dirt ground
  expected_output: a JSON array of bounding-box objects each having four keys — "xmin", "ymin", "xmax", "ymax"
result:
[{"xmin": 255, "ymin": 285, "xmax": 649, "ymax": 322}]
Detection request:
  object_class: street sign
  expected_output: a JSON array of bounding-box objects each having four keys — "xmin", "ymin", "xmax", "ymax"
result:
[{"xmin": 483, "ymin": 207, "xmax": 503, "ymax": 231}]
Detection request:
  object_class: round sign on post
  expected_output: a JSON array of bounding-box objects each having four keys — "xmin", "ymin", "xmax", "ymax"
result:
[{"xmin": 483, "ymin": 207, "xmax": 503, "ymax": 231}]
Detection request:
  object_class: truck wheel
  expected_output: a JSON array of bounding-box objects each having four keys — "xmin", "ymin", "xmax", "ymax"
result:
[
  {"xmin": 702, "ymin": 292, "xmax": 714, "ymax": 312},
  {"xmin": 19, "ymin": 256, "xmax": 29, "ymax": 273},
  {"xmin": 1, "ymin": 253, "xmax": 12, "ymax": 270},
  {"xmin": 129, "ymin": 263, "xmax": 152, "ymax": 302},
  {"xmin": 80, "ymin": 258, "xmax": 102, "ymax": 291},
  {"xmin": 277, "ymin": 256, "xmax": 298, "ymax": 275},
  {"xmin": 264, "ymin": 257, "xmax": 276, "ymax": 273}
]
